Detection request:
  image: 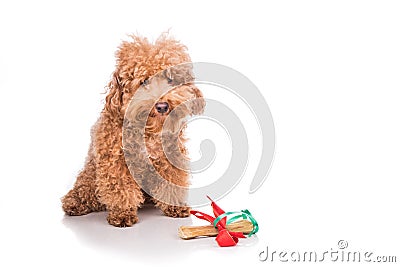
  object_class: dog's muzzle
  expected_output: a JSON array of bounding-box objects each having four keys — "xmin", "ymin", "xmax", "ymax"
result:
[{"xmin": 155, "ymin": 102, "xmax": 169, "ymax": 114}]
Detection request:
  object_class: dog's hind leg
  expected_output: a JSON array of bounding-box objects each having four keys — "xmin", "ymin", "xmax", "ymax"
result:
[{"xmin": 62, "ymin": 144, "xmax": 105, "ymax": 216}]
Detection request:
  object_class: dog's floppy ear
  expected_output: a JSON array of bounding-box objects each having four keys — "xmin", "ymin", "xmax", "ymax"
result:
[
  {"xmin": 190, "ymin": 87, "xmax": 205, "ymax": 115},
  {"xmin": 104, "ymin": 72, "xmax": 123, "ymax": 119}
]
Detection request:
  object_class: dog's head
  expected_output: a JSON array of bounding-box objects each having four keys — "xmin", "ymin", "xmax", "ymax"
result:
[{"xmin": 104, "ymin": 34, "xmax": 205, "ymax": 130}]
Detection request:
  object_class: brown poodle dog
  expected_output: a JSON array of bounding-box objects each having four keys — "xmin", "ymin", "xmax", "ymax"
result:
[{"xmin": 62, "ymin": 34, "xmax": 205, "ymax": 227}]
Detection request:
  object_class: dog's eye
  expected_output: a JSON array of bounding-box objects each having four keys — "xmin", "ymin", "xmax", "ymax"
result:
[
  {"xmin": 167, "ymin": 77, "xmax": 173, "ymax": 84},
  {"xmin": 141, "ymin": 79, "xmax": 149, "ymax": 86}
]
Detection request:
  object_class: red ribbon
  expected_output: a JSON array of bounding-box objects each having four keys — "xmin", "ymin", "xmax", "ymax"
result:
[{"xmin": 190, "ymin": 196, "xmax": 246, "ymax": 247}]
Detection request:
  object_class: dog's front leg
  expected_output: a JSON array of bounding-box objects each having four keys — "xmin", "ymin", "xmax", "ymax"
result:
[
  {"xmin": 94, "ymin": 126, "xmax": 144, "ymax": 227},
  {"xmin": 96, "ymin": 157, "xmax": 144, "ymax": 227},
  {"xmin": 154, "ymin": 200, "xmax": 191, "ymax": 218},
  {"xmin": 149, "ymin": 162, "xmax": 191, "ymax": 218}
]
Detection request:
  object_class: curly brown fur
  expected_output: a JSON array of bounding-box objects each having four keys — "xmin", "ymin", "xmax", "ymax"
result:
[{"xmin": 61, "ymin": 34, "xmax": 205, "ymax": 227}]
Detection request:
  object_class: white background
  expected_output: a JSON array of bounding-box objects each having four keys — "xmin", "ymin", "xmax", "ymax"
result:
[{"xmin": 0, "ymin": 0, "xmax": 399, "ymax": 266}]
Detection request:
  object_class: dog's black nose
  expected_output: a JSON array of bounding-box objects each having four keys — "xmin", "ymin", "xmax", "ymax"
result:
[{"xmin": 155, "ymin": 102, "xmax": 169, "ymax": 114}]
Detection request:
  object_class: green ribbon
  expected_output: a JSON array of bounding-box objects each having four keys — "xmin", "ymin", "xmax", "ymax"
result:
[{"xmin": 213, "ymin": 209, "xmax": 259, "ymax": 237}]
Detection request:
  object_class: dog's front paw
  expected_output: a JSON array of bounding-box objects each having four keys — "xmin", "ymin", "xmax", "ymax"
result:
[
  {"xmin": 161, "ymin": 205, "xmax": 191, "ymax": 218},
  {"xmin": 107, "ymin": 209, "xmax": 138, "ymax": 227}
]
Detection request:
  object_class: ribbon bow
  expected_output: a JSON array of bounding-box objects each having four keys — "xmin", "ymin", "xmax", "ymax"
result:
[{"xmin": 190, "ymin": 196, "xmax": 259, "ymax": 247}]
